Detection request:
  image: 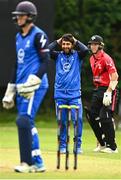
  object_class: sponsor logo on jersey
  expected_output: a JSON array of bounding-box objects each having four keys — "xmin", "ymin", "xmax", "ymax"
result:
[
  {"xmin": 25, "ymin": 40, "xmax": 30, "ymax": 48},
  {"xmin": 17, "ymin": 48, "xmax": 25, "ymax": 63}
]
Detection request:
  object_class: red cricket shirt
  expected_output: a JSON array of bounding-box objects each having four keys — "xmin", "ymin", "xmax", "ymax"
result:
[{"xmin": 90, "ymin": 50, "xmax": 117, "ymax": 88}]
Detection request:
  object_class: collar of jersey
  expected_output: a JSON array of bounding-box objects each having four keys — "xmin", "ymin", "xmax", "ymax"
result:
[
  {"xmin": 93, "ymin": 50, "xmax": 104, "ymax": 60},
  {"xmin": 20, "ymin": 25, "xmax": 35, "ymax": 38}
]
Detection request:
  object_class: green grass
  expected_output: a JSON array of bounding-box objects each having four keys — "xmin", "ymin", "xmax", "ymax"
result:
[{"xmin": 0, "ymin": 111, "xmax": 121, "ymax": 179}]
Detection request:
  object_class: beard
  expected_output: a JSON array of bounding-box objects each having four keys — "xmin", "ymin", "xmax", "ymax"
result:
[{"xmin": 62, "ymin": 48, "xmax": 72, "ymax": 54}]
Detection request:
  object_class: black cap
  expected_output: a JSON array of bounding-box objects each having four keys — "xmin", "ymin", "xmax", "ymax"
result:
[{"xmin": 88, "ymin": 35, "xmax": 104, "ymax": 45}]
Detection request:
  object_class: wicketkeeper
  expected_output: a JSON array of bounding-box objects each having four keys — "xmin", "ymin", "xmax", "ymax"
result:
[
  {"xmin": 2, "ymin": 1, "xmax": 49, "ymax": 172},
  {"xmin": 87, "ymin": 35, "xmax": 118, "ymax": 153}
]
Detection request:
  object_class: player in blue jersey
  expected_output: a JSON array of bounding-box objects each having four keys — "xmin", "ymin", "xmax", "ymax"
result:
[
  {"xmin": 2, "ymin": 1, "xmax": 49, "ymax": 173},
  {"xmin": 49, "ymin": 34, "xmax": 88, "ymax": 153}
]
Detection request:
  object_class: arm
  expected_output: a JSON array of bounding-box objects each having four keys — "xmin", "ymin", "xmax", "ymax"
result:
[
  {"xmin": 107, "ymin": 72, "xmax": 118, "ymax": 92},
  {"xmin": 48, "ymin": 39, "xmax": 61, "ymax": 59},
  {"xmin": 75, "ymin": 40, "xmax": 89, "ymax": 58},
  {"xmin": 105, "ymin": 56, "xmax": 118, "ymax": 92},
  {"xmin": 34, "ymin": 32, "xmax": 50, "ymax": 78},
  {"xmin": 103, "ymin": 57, "xmax": 118, "ymax": 106}
]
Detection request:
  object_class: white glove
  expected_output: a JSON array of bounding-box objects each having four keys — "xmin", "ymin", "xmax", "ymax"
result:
[
  {"xmin": 19, "ymin": 92, "xmax": 34, "ymax": 99},
  {"xmin": 2, "ymin": 83, "xmax": 16, "ymax": 109},
  {"xmin": 103, "ymin": 91, "xmax": 112, "ymax": 106},
  {"xmin": 17, "ymin": 74, "xmax": 41, "ymax": 99}
]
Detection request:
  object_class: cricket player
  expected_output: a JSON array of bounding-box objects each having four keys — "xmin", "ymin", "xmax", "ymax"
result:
[
  {"xmin": 49, "ymin": 34, "xmax": 88, "ymax": 154},
  {"xmin": 2, "ymin": 1, "xmax": 49, "ymax": 172},
  {"xmin": 87, "ymin": 35, "xmax": 118, "ymax": 153}
]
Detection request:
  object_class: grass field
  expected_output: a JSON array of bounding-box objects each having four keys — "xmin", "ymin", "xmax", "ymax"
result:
[{"xmin": 0, "ymin": 111, "xmax": 121, "ymax": 179}]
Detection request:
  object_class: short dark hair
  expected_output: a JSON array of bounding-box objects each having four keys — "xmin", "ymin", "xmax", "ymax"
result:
[{"xmin": 61, "ymin": 33, "xmax": 74, "ymax": 44}]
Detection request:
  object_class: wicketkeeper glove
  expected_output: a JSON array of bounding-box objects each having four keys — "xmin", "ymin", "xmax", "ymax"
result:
[
  {"xmin": 103, "ymin": 91, "xmax": 112, "ymax": 106},
  {"xmin": 17, "ymin": 74, "xmax": 41, "ymax": 99},
  {"xmin": 2, "ymin": 83, "xmax": 16, "ymax": 109}
]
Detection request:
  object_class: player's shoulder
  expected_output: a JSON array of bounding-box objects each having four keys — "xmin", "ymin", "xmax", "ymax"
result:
[
  {"xmin": 89, "ymin": 54, "xmax": 94, "ymax": 61},
  {"xmin": 34, "ymin": 26, "xmax": 47, "ymax": 38},
  {"xmin": 103, "ymin": 51, "xmax": 113, "ymax": 62},
  {"xmin": 16, "ymin": 32, "xmax": 21, "ymax": 40}
]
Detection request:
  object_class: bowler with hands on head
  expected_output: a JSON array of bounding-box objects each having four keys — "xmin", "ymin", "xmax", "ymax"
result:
[{"xmin": 49, "ymin": 33, "xmax": 88, "ymax": 154}]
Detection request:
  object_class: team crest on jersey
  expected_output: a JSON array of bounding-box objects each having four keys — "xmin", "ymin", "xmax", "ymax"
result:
[
  {"xmin": 17, "ymin": 48, "xmax": 25, "ymax": 63},
  {"xmin": 63, "ymin": 62, "xmax": 71, "ymax": 72}
]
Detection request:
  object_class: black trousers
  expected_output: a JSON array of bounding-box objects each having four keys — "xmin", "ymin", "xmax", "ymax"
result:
[{"xmin": 89, "ymin": 87, "xmax": 117, "ymax": 150}]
